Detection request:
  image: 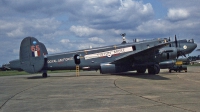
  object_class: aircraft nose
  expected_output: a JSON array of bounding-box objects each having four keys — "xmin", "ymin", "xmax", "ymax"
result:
[
  {"xmin": 192, "ymin": 43, "xmax": 197, "ymax": 50},
  {"xmin": 186, "ymin": 43, "xmax": 197, "ymax": 54},
  {"xmin": 194, "ymin": 43, "xmax": 197, "ymax": 49}
]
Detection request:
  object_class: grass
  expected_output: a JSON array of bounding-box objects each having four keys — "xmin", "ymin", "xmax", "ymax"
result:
[
  {"xmin": 0, "ymin": 70, "xmax": 76, "ymax": 77},
  {"xmin": 188, "ymin": 63, "xmax": 200, "ymax": 66},
  {"xmin": 0, "ymin": 70, "xmax": 30, "ymax": 76}
]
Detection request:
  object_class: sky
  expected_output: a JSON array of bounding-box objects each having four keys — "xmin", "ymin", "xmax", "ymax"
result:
[{"xmin": 0, "ymin": 0, "xmax": 200, "ymax": 64}]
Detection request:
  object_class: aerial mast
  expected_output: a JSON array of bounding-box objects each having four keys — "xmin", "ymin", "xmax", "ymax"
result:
[{"xmin": 121, "ymin": 33, "xmax": 126, "ymax": 44}]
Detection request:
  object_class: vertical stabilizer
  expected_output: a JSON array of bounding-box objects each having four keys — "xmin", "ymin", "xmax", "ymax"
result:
[{"xmin": 20, "ymin": 37, "xmax": 45, "ymax": 73}]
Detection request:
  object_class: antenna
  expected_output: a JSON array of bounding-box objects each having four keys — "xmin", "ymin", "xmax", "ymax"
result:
[{"xmin": 121, "ymin": 33, "xmax": 126, "ymax": 44}]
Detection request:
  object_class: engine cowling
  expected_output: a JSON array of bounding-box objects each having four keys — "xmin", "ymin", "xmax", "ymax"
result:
[
  {"xmin": 159, "ymin": 47, "xmax": 177, "ymax": 60},
  {"xmin": 100, "ymin": 63, "xmax": 133, "ymax": 74},
  {"xmin": 159, "ymin": 60, "xmax": 176, "ymax": 69}
]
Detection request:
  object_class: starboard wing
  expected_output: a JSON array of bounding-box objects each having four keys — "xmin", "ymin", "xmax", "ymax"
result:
[{"xmin": 111, "ymin": 42, "xmax": 170, "ymax": 64}]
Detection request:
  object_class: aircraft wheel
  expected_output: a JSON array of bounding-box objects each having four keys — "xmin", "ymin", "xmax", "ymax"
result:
[
  {"xmin": 155, "ymin": 64, "xmax": 160, "ymax": 74},
  {"xmin": 42, "ymin": 73, "xmax": 47, "ymax": 78},
  {"xmin": 148, "ymin": 66, "xmax": 156, "ymax": 75},
  {"xmin": 148, "ymin": 64, "xmax": 159, "ymax": 75},
  {"xmin": 137, "ymin": 68, "xmax": 146, "ymax": 74}
]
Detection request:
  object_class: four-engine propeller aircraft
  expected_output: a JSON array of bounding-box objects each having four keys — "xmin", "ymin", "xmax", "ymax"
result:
[{"xmin": 5, "ymin": 36, "xmax": 197, "ymax": 77}]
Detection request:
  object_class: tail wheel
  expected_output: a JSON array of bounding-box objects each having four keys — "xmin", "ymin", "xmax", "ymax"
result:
[{"xmin": 42, "ymin": 73, "xmax": 47, "ymax": 78}]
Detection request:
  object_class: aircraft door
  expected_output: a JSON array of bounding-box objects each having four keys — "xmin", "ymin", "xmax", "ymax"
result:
[{"xmin": 74, "ymin": 54, "xmax": 81, "ymax": 65}]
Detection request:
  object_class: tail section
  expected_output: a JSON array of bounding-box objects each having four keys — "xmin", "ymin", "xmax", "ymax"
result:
[{"xmin": 20, "ymin": 37, "xmax": 47, "ymax": 73}]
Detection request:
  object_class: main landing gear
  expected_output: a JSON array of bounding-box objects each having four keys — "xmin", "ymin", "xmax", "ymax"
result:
[
  {"xmin": 148, "ymin": 64, "xmax": 160, "ymax": 75},
  {"xmin": 136, "ymin": 64, "xmax": 160, "ymax": 75},
  {"xmin": 42, "ymin": 70, "xmax": 47, "ymax": 78}
]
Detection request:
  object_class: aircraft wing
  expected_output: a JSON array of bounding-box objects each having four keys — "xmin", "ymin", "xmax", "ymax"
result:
[{"xmin": 111, "ymin": 42, "xmax": 170, "ymax": 64}]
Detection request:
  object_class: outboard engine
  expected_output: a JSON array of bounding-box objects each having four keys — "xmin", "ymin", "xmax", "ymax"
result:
[{"xmin": 159, "ymin": 47, "xmax": 177, "ymax": 60}]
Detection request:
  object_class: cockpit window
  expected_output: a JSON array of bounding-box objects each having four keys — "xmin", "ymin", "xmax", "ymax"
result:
[{"xmin": 188, "ymin": 39, "xmax": 194, "ymax": 43}]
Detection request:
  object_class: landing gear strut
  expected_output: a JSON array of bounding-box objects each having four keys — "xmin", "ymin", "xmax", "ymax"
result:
[{"xmin": 42, "ymin": 70, "xmax": 47, "ymax": 78}]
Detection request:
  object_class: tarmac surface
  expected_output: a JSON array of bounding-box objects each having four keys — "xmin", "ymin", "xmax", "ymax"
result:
[{"xmin": 0, "ymin": 66, "xmax": 200, "ymax": 112}]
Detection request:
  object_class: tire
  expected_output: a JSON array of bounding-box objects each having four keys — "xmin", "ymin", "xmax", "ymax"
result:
[
  {"xmin": 137, "ymin": 68, "xmax": 146, "ymax": 74},
  {"xmin": 42, "ymin": 73, "xmax": 47, "ymax": 78},
  {"xmin": 155, "ymin": 64, "xmax": 160, "ymax": 74},
  {"xmin": 148, "ymin": 66, "xmax": 156, "ymax": 75}
]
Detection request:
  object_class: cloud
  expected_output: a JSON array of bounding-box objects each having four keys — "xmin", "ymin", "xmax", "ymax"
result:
[
  {"xmin": 1, "ymin": 0, "xmax": 200, "ymax": 64},
  {"xmin": 0, "ymin": 18, "xmax": 61, "ymax": 38},
  {"xmin": 88, "ymin": 37, "xmax": 105, "ymax": 43},
  {"xmin": 69, "ymin": 25, "xmax": 104, "ymax": 37},
  {"xmin": 60, "ymin": 39, "xmax": 70, "ymax": 44},
  {"xmin": 67, "ymin": 0, "xmax": 154, "ymax": 30},
  {"xmin": 167, "ymin": 8, "xmax": 189, "ymax": 21},
  {"xmin": 47, "ymin": 48, "xmax": 61, "ymax": 53}
]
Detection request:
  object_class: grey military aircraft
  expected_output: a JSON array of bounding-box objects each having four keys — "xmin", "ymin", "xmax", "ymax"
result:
[{"xmin": 5, "ymin": 36, "xmax": 197, "ymax": 77}]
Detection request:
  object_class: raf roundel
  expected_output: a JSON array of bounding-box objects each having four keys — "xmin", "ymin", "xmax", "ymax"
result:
[
  {"xmin": 183, "ymin": 45, "xmax": 187, "ymax": 49},
  {"xmin": 33, "ymin": 41, "xmax": 37, "ymax": 45}
]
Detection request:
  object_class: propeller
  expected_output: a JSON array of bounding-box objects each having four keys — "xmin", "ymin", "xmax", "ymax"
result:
[
  {"xmin": 174, "ymin": 35, "xmax": 187, "ymax": 59},
  {"xmin": 169, "ymin": 37, "xmax": 171, "ymax": 47},
  {"xmin": 175, "ymin": 35, "xmax": 178, "ymax": 48}
]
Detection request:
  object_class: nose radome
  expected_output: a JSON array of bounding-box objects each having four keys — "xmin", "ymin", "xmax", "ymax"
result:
[
  {"xmin": 187, "ymin": 43, "xmax": 197, "ymax": 54},
  {"xmin": 194, "ymin": 43, "xmax": 197, "ymax": 49}
]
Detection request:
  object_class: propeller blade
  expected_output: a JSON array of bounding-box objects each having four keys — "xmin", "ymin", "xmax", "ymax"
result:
[
  {"xmin": 169, "ymin": 37, "xmax": 171, "ymax": 47},
  {"xmin": 175, "ymin": 35, "xmax": 178, "ymax": 47}
]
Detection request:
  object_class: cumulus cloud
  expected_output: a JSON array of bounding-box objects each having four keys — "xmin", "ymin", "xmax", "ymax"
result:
[
  {"xmin": 88, "ymin": 37, "xmax": 105, "ymax": 43},
  {"xmin": 60, "ymin": 39, "xmax": 70, "ymax": 44},
  {"xmin": 66, "ymin": 0, "xmax": 154, "ymax": 30},
  {"xmin": 69, "ymin": 25, "xmax": 104, "ymax": 37},
  {"xmin": 47, "ymin": 48, "xmax": 61, "ymax": 53},
  {"xmin": 167, "ymin": 8, "xmax": 189, "ymax": 21},
  {"xmin": 1, "ymin": 0, "xmax": 200, "ymax": 64},
  {"xmin": 0, "ymin": 18, "xmax": 61, "ymax": 38}
]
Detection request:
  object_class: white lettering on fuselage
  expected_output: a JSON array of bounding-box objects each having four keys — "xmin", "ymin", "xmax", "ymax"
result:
[
  {"xmin": 47, "ymin": 57, "xmax": 73, "ymax": 64},
  {"xmin": 84, "ymin": 47, "xmax": 133, "ymax": 60}
]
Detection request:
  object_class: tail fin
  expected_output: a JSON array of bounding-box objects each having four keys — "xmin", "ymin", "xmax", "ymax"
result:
[
  {"xmin": 39, "ymin": 42, "xmax": 48, "ymax": 55},
  {"xmin": 20, "ymin": 37, "xmax": 46, "ymax": 73}
]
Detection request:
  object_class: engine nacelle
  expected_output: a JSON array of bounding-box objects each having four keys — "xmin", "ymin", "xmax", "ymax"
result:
[
  {"xmin": 159, "ymin": 47, "xmax": 177, "ymax": 61},
  {"xmin": 100, "ymin": 63, "xmax": 133, "ymax": 74},
  {"xmin": 159, "ymin": 60, "xmax": 176, "ymax": 69}
]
